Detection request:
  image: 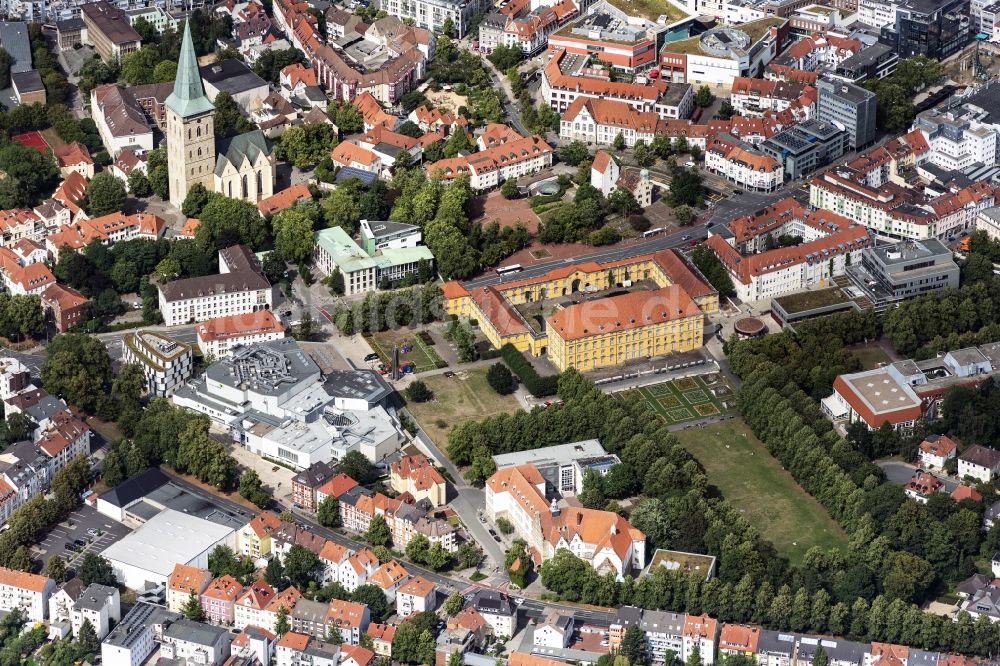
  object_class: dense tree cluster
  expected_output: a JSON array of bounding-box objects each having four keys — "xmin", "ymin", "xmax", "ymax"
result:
[
  {"xmin": 0, "ymin": 293, "xmax": 44, "ymax": 342},
  {"xmin": 53, "ymin": 237, "xmax": 215, "ymax": 328},
  {"xmin": 331, "ymin": 283, "xmax": 443, "ymax": 334},
  {"xmin": 103, "ymin": 398, "xmax": 239, "ymax": 490},
  {"xmin": 239, "ymin": 470, "xmax": 272, "ymax": 508},
  {"xmin": 28, "ymin": 24, "xmax": 69, "ymax": 104},
  {"xmin": 0, "ymin": 140, "xmax": 60, "ymax": 209},
  {"xmin": 275, "ymin": 124, "xmax": 337, "ymax": 169},
  {"xmin": 882, "ymin": 278, "xmax": 1000, "ymax": 357},
  {"xmin": 214, "ymin": 92, "xmax": 257, "ymax": 138},
  {"xmin": 691, "ymin": 244, "xmax": 735, "ymax": 297},
  {"xmin": 536, "ymin": 180, "xmax": 622, "ymax": 245},
  {"xmin": 865, "ymin": 56, "xmax": 942, "ymax": 132},
  {"xmin": 254, "ymin": 48, "xmax": 306, "ymax": 84},
  {"xmin": 499, "ymin": 344, "xmax": 557, "ymax": 398}
]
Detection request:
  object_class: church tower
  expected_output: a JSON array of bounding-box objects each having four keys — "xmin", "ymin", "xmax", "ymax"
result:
[{"xmin": 165, "ymin": 21, "xmax": 216, "ymax": 208}]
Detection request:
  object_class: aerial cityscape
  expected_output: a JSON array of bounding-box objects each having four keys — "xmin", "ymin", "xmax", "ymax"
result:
[{"xmin": 0, "ymin": 0, "xmax": 998, "ymax": 665}]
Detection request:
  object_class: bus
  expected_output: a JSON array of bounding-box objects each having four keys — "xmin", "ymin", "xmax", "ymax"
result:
[
  {"xmin": 643, "ymin": 227, "xmax": 665, "ymax": 237},
  {"xmin": 496, "ymin": 264, "xmax": 523, "ymax": 277}
]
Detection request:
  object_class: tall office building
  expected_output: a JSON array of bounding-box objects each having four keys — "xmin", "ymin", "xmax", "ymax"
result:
[
  {"xmin": 816, "ymin": 76, "xmax": 877, "ymax": 150},
  {"xmin": 879, "ymin": 0, "xmax": 970, "ymax": 61}
]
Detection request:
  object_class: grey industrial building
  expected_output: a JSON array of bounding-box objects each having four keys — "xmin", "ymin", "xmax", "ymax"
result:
[
  {"xmin": 846, "ymin": 239, "xmax": 960, "ymax": 311},
  {"xmin": 816, "ymin": 77, "xmax": 877, "ymax": 150},
  {"xmin": 760, "ymin": 118, "xmax": 848, "ymax": 180}
]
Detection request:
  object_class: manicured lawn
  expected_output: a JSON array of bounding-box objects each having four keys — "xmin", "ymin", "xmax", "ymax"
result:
[
  {"xmin": 613, "ymin": 373, "xmax": 735, "ymax": 425},
  {"xmin": 850, "ymin": 343, "xmax": 891, "ymax": 370},
  {"xmin": 672, "ymin": 420, "xmax": 848, "ymax": 564},
  {"xmin": 364, "ymin": 330, "xmax": 444, "ymax": 374},
  {"xmin": 407, "ymin": 368, "xmax": 521, "ymax": 447}
]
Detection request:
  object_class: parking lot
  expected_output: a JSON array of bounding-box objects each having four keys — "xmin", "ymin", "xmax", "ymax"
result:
[{"xmin": 35, "ymin": 504, "xmax": 132, "ymax": 568}]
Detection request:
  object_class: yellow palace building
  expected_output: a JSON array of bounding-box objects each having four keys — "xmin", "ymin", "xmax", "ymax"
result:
[{"xmin": 442, "ymin": 249, "xmax": 718, "ymax": 372}]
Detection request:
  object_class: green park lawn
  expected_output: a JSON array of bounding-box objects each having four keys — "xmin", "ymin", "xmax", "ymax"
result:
[
  {"xmin": 407, "ymin": 368, "xmax": 521, "ymax": 447},
  {"xmin": 850, "ymin": 343, "xmax": 891, "ymax": 370},
  {"xmin": 672, "ymin": 420, "xmax": 848, "ymax": 564}
]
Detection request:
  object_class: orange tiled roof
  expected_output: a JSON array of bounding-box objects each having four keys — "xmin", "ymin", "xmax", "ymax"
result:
[
  {"xmin": 53, "ymin": 142, "xmax": 93, "ymax": 167},
  {"xmin": 277, "ymin": 631, "xmax": 311, "ymax": 650},
  {"xmin": 0, "ymin": 566, "xmax": 50, "ymax": 593},
  {"xmin": 398, "ymin": 575, "xmax": 434, "ymax": 597},
  {"xmin": 257, "ymin": 183, "xmax": 312, "ymax": 216},
  {"xmin": 197, "ymin": 311, "xmax": 285, "ymax": 342},
  {"xmin": 169, "ymin": 563, "xmax": 212, "ymax": 594},
  {"xmin": 331, "ymin": 142, "xmax": 379, "ymax": 167},
  {"xmin": 317, "ymin": 472, "xmax": 359, "ymax": 499},
  {"xmin": 547, "ymin": 285, "xmax": 701, "ymax": 342},
  {"xmin": 203, "ymin": 575, "xmax": 242, "ymax": 602}
]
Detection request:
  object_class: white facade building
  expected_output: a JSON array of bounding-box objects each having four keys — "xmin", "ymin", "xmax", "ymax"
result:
[
  {"xmin": 0, "ymin": 566, "xmax": 54, "ymax": 622},
  {"xmin": 195, "ymin": 310, "xmax": 286, "ymax": 360},
  {"xmin": 71, "ymin": 584, "xmax": 121, "ymax": 640},
  {"xmin": 158, "ymin": 246, "xmax": 273, "ymax": 326},
  {"xmin": 121, "ymin": 331, "xmax": 193, "ymax": 397}
]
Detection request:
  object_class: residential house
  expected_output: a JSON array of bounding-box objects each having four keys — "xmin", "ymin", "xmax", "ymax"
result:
[
  {"xmin": 958, "ymin": 445, "xmax": 1000, "ymax": 483},
  {"xmin": 291, "ymin": 462, "xmax": 335, "ymax": 513},
  {"xmin": 533, "ymin": 612, "xmax": 573, "ymax": 648},
  {"xmin": 918, "ymin": 435, "xmax": 958, "ymax": 470},
  {"xmin": 367, "ymin": 623, "xmax": 395, "ymax": 658},
  {"xmin": 389, "ymin": 454, "xmax": 446, "ymax": 507},
  {"xmin": 368, "ymin": 560, "xmax": 409, "ymax": 601},
  {"xmin": 326, "ymin": 598, "xmax": 370, "ymax": 645},
  {"xmin": 468, "ymin": 589, "xmax": 516, "ymax": 638},
  {"xmin": 160, "ymin": 618, "xmax": 234, "ymax": 666},
  {"xmin": 904, "ymin": 470, "xmax": 943, "ymax": 504},
  {"xmin": 234, "ymin": 580, "xmax": 276, "ymax": 630},
  {"xmin": 201, "ymin": 575, "xmax": 243, "ymax": 625},
  {"xmin": 339, "ymin": 644, "xmax": 375, "ymax": 666},
  {"xmin": 275, "ymin": 633, "xmax": 339, "ymax": 666},
  {"xmin": 0, "ymin": 566, "xmax": 54, "ymax": 622},
  {"xmin": 239, "ymin": 511, "xmax": 283, "ymax": 560},
  {"xmin": 396, "ymin": 575, "xmax": 436, "ymax": 617},
  {"xmin": 167, "ymin": 564, "xmax": 212, "ymax": 613}
]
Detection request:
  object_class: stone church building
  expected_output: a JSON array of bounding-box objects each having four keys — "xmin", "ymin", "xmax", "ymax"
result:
[{"xmin": 166, "ymin": 22, "xmax": 275, "ymax": 208}]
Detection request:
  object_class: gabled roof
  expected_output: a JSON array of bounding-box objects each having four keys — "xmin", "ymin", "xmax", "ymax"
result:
[{"xmin": 216, "ymin": 129, "xmax": 273, "ymax": 177}]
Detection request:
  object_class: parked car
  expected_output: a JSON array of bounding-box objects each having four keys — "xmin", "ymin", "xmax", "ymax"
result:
[
  {"xmin": 64, "ymin": 542, "xmax": 75, "ymax": 551},
  {"xmin": 364, "ymin": 353, "xmax": 380, "ymax": 362},
  {"xmin": 87, "ymin": 528, "xmax": 99, "ymax": 537}
]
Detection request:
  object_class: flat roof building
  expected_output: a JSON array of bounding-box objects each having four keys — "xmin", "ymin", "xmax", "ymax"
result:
[
  {"xmin": 121, "ymin": 331, "xmax": 193, "ymax": 397},
  {"xmin": 846, "ymin": 239, "xmax": 960, "ymax": 312},
  {"xmin": 816, "ymin": 76, "xmax": 877, "ymax": 150},
  {"xmin": 492, "ymin": 440, "xmax": 617, "ymax": 495},
  {"xmin": 101, "ymin": 508, "xmax": 237, "ymax": 590}
]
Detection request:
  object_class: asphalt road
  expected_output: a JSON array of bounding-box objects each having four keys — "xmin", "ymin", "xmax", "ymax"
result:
[
  {"xmin": 878, "ymin": 460, "xmax": 959, "ymax": 492},
  {"xmin": 403, "ymin": 413, "xmax": 508, "ymax": 568}
]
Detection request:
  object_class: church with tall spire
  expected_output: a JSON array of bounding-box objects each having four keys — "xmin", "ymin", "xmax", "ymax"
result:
[{"xmin": 165, "ymin": 21, "xmax": 275, "ymax": 208}]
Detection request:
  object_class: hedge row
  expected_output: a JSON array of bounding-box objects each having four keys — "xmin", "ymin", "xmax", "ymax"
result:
[{"xmin": 499, "ymin": 344, "xmax": 558, "ymax": 397}]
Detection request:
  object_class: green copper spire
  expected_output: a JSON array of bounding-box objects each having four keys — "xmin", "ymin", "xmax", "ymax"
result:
[{"xmin": 166, "ymin": 21, "xmax": 215, "ymax": 118}]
